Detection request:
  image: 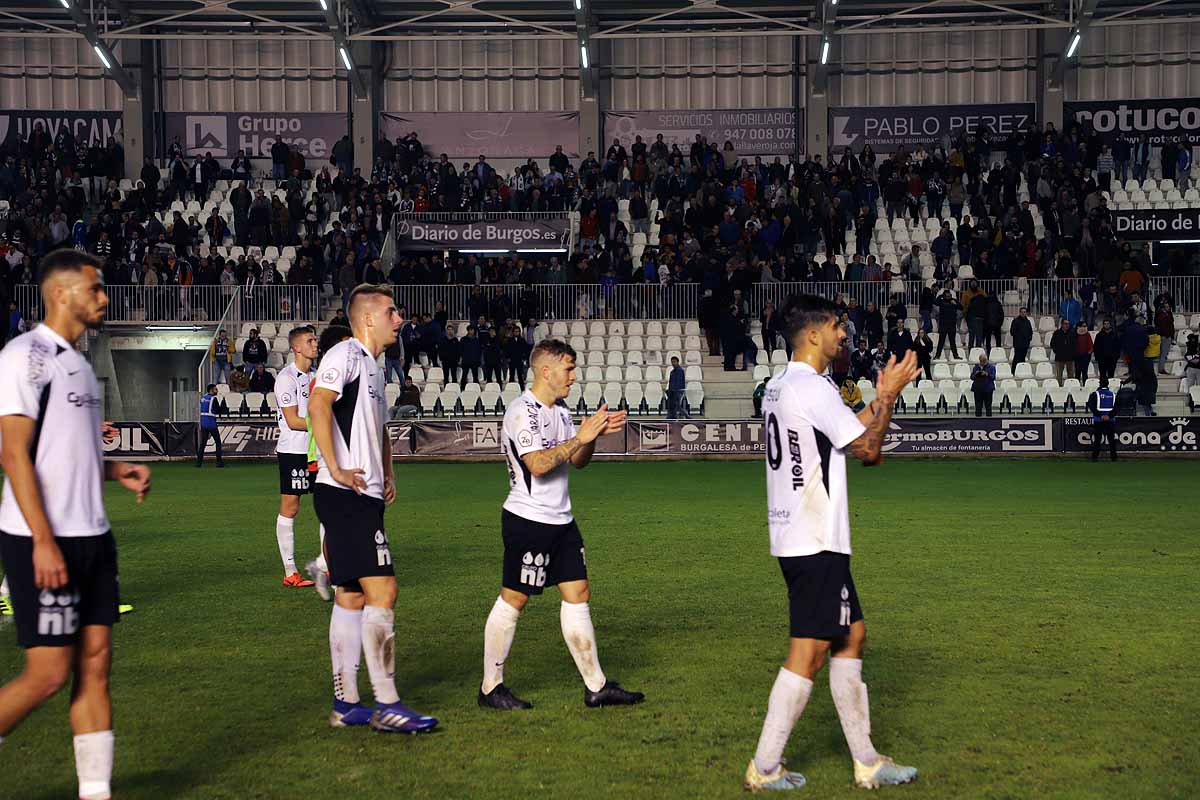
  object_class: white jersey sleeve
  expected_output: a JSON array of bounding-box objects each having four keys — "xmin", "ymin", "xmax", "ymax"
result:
[
  {"xmin": 0, "ymin": 334, "xmax": 51, "ymax": 418},
  {"xmin": 798, "ymin": 380, "xmax": 866, "ymax": 449}
]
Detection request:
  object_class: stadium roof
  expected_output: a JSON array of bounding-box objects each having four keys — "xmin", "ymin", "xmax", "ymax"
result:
[{"xmin": 0, "ymin": 0, "xmax": 1193, "ymax": 42}]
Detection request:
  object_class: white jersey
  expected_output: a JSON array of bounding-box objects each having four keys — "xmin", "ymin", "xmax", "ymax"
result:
[
  {"xmin": 313, "ymin": 338, "xmax": 388, "ymax": 500},
  {"xmin": 762, "ymin": 361, "xmax": 866, "ymax": 557},
  {"xmin": 502, "ymin": 391, "xmax": 576, "ymax": 525},
  {"xmin": 0, "ymin": 326, "xmax": 108, "ymax": 538},
  {"xmin": 275, "ymin": 362, "xmax": 315, "ymax": 454}
]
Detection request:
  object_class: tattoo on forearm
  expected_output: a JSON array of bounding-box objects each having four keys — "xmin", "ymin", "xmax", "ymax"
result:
[
  {"xmin": 846, "ymin": 399, "xmax": 894, "ymax": 462},
  {"xmin": 523, "ymin": 437, "xmax": 585, "ymax": 475}
]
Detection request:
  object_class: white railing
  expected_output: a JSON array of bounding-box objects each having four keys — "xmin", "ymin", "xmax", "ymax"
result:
[{"xmin": 14, "ymin": 284, "xmax": 321, "ymax": 325}]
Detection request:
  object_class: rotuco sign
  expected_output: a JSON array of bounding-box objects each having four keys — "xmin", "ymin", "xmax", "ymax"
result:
[{"xmin": 1065, "ymin": 98, "xmax": 1200, "ymax": 146}]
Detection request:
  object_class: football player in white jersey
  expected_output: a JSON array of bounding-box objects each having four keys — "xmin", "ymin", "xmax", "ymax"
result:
[
  {"xmin": 0, "ymin": 251, "xmax": 152, "ymax": 800},
  {"xmin": 274, "ymin": 325, "xmax": 318, "ymax": 589},
  {"xmin": 744, "ymin": 294, "xmax": 921, "ymax": 792},
  {"xmin": 478, "ymin": 338, "xmax": 643, "ymax": 711}
]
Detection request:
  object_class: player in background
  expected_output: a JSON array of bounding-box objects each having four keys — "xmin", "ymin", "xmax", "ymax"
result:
[
  {"xmin": 309, "ymin": 286, "xmax": 437, "ymax": 733},
  {"xmin": 0, "ymin": 250, "xmax": 152, "ymax": 800},
  {"xmin": 275, "ymin": 325, "xmax": 319, "ymax": 588},
  {"xmin": 744, "ymin": 294, "xmax": 920, "ymax": 792},
  {"xmin": 478, "ymin": 339, "xmax": 643, "ymax": 711},
  {"xmin": 305, "ymin": 324, "xmax": 353, "ymax": 601}
]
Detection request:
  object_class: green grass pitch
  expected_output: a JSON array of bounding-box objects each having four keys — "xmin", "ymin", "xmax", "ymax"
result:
[{"xmin": 1, "ymin": 459, "xmax": 1198, "ymax": 799}]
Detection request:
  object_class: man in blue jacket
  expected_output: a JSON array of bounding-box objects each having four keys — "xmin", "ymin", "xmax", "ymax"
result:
[
  {"xmin": 1086, "ymin": 379, "xmax": 1118, "ymax": 462},
  {"xmin": 197, "ymin": 384, "xmax": 224, "ymax": 468},
  {"xmin": 667, "ymin": 356, "xmax": 688, "ymax": 419}
]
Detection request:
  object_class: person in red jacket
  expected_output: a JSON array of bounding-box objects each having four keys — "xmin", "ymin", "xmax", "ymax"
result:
[{"xmin": 1074, "ymin": 321, "xmax": 1094, "ymax": 381}]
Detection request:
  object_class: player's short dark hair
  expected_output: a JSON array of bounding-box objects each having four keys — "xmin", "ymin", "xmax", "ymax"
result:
[
  {"xmin": 206, "ymin": 383, "xmax": 216, "ymax": 392},
  {"xmin": 38, "ymin": 248, "xmax": 104, "ymax": 287},
  {"xmin": 781, "ymin": 293, "xmax": 840, "ymax": 344},
  {"xmin": 348, "ymin": 283, "xmax": 393, "ymax": 314},
  {"xmin": 318, "ymin": 324, "xmax": 352, "ymax": 358},
  {"xmin": 287, "ymin": 324, "xmax": 315, "ymax": 346},
  {"xmin": 530, "ymin": 338, "xmax": 576, "ymax": 366}
]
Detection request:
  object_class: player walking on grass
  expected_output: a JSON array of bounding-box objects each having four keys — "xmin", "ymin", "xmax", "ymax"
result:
[
  {"xmin": 275, "ymin": 325, "xmax": 318, "ymax": 589},
  {"xmin": 305, "ymin": 324, "xmax": 353, "ymax": 601},
  {"xmin": 744, "ymin": 294, "xmax": 920, "ymax": 792},
  {"xmin": 478, "ymin": 338, "xmax": 644, "ymax": 711},
  {"xmin": 0, "ymin": 251, "xmax": 151, "ymax": 800},
  {"xmin": 308, "ymin": 285, "xmax": 437, "ymax": 734}
]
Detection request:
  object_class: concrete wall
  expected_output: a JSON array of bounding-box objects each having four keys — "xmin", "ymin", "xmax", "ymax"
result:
[{"xmin": 109, "ymin": 348, "xmax": 204, "ymax": 421}]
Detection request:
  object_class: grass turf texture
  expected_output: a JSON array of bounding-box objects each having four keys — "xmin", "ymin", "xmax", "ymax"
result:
[{"xmin": 1, "ymin": 459, "xmax": 1197, "ymax": 799}]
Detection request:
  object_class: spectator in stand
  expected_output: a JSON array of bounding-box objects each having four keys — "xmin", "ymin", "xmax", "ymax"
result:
[
  {"xmin": 965, "ymin": 286, "xmax": 988, "ymax": 349},
  {"xmin": 667, "ymin": 356, "xmax": 687, "ymax": 419},
  {"xmin": 1059, "ymin": 290, "xmax": 1082, "ymax": 328},
  {"xmin": 1154, "ymin": 302, "xmax": 1175, "ymax": 375},
  {"xmin": 481, "ymin": 328, "xmax": 503, "ymax": 384},
  {"xmin": 886, "ymin": 318, "xmax": 913, "ymax": 364},
  {"xmin": 210, "ymin": 329, "xmax": 231, "ymax": 383},
  {"xmin": 862, "ymin": 301, "xmax": 884, "ymax": 348},
  {"xmin": 912, "ymin": 328, "xmax": 933, "ymax": 384},
  {"xmin": 1126, "ymin": 357, "xmax": 1158, "ymax": 416},
  {"xmin": 229, "ymin": 365, "xmax": 250, "ymax": 393},
  {"xmin": 1121, "ymin": 313, "xmax": 1150, "ymax": 379},
  {"xmin": 459, "ymin": 325, "xmax": 482, "ymax": 387},
  {"xmin": 439, "ymin": 325, "xmax": 461, "ymax": 385},
  {"xmin": 1144, "ymin": 323, "xmax": 1162, "ymax": 376},
  {"xmin": 394, "ymin": 377, "xmax": 420, "ymax": 419},
  {"xmin": 196, "ymin": 385, "xmax": 224, "ymax": 468},
  {"xmin": 1050, "ymin": 319, "xmax": 1077, "ymax": 385},
  {"xmin": 242, "ymin": 327, "xmax": 268, "ymax": 368},
  {"xmin": 1010, "ymin": 307, "xmax": 1033, "ymax": 368},
  {"xmin": 850, "ymin": 339, "xmax": 876, "ymax": 384},
  {"xmin": 1096, "ymin": 145, "xmax": 1115, "ymax": 192},
  {"xmin": 839, "ymin": 377, "xmax": 866, "ymax": 413},
  {"xmin": 1093, "ymin": 318, "xmax": 1121, "ymax": 382},
  {"xmin": 7, "ymin": 301, "xmax": 25, "ymax": 342},
  {"xmin": 971, "ymin": 354, "xmax": 996, "ymax": 417},
  {"xmin": 1113, "ymin": 136, "xmax": 1131, "ymax": 184},
  {"xmin": 248, "ymin": 363, "xmax": 274, "ymax": 393},
  {"xmin": 760, "ymin": 301, "xmax": 781, "ymax": 354},
  {"xmin": 1183, "ymin": 333, "xmax": 1200, "ymax": 392},
  {"xmin": 384, "ymin": 336, "xmax": 404, "ymax": 385},
  {"xmin": 400, "ymin": 314, "xmax": 421, "ymax": 372},
  {"xmin": 935, "ymin": 285, "xmax": 961, "ymax": 360},
  {"xmin": 504, "ymin": 323, "xmax": 530, "ymax": 389},
  {"xmin": 1179, "ymin": 140, "xmax": 1193, "ymax": 192},
  {"xmin": 752, "ymin": 375, "xmax": 769, "ymax": 418},
  {"xmin": 1074, "ymin": 321, "xmax": 1094, "ymax": 380},
  {"xmin": 984, "ymin": 291, "xmax": 1005, "ymax": 351}
]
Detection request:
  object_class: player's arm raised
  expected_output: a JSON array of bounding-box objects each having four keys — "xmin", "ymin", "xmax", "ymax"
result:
[
  {"xmin": 0, "ymin": 415, "xmax": 65, "ymax": 589},
  {"xmin": 844, "ymin": 350, "xmax": 920, "ymax": 466},
  {"xmin": 309, "ymin": 386, "xmax": 366, "ymax": 493},
  {"xmin": 522, "ymin": 404, "xmax": 610, "ymax": 477}
]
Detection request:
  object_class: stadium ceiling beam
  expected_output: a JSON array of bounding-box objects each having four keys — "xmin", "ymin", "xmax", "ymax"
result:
[
  {"xmin": 320, "ymin": 0, "xmax": 369, "ymax": 99},
  {"xmin": 60, "ymin": 0, "xmax": 138, "ymax": 97},
  {"xmin": 1094, "ymin": 0, "xmax": 1173, "ymax": 22},
  {"xmin": 593, "ymin": 0, "xmax": 721, "ymax": 39},
  {"xmin": 1051, "ymin": 0, "xmax": 1100, "ymax": 86},
  {"xmin": 0, "ymin": 9, "xmax": 78, "ymax": 36},
  {"xmin": 836, "ymin": 0, "xmax": 952, "ymax": 33},
  {"xmin": 708, "ymin": 3, "xmax": 821, "ymax": 35},
  {"xmin": 353, "ymin": 0, "xmax": 572, "ymax": 40},
  {"xmin": 105, "ymin": 0, "xmax": 239, "ymax": 36},
  {"xmin": 958, "ymin": 0, "xmax": 1069, "ymax": 26},
  {"xmin": 811, "ymin": 0, "xmax": 837, "ymax": 95},
  {"xmin": 100, "ymin": 0, "xmax": 139, "ymax": 27}
]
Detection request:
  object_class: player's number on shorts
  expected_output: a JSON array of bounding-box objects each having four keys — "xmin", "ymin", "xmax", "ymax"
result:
[{"xmin": 766, "ymin": 413, "xmax": 783, "ymax": 471}]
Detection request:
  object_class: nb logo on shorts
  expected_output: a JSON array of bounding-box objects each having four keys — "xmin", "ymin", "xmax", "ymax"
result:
[
  {"xmin": 374, "ymin": 530, "xmax": 392, "ymax": 567},
  {"xmin": 290, "ymin": 468, "xmax": 309, "ymax": 491},
  {"xmin": 520, "ymin": 551, "xmax": 548, "ymax": 588},
  {"xmin": 37, "ymin": 589, "xmax": 81, "ymax": 637},
  {"xmin": 839, "ymin": 585, "xmax": 851, "ymax": 627}
]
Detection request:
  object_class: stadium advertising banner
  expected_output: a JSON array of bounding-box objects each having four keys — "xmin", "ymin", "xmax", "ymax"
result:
[
  {"xmin": 881, "ymin": 417, "xmax": 1058, "ymax": 454},
  {"xmin": 395, "ymin": 218, "xmax": 570, "ymax": 252},
  {"xmin": 412, "ymin": 420, "xmax": 624, "ymax": 456},
  {"xmin": 1110, "ymin": 209, "xmax": 1200, "ymax": 241},
  {"xmin": 162, "ymin": 112, "xmax": 347, "ymax": 159},
  {"xmin": 1065, "ymin": 98, "xmax": 1200, "ymax": 146},
  {"xmin": 167, "ymin": 421, "xmax": 414, "ymax": 458},
  {"xmin": 0, "ymin": 109, "xmax": 122, "ymax": 150},
  {"xmin": 379, "ymin": 112, "xmax": 580, "ymax": 158},
  {"xmin": 627, "ymin": 420, "xmax": 766, "ymax": 455},
  {"xmin": 1060, "ymin": 416, "xmax": 1200, "ymax": 454},
  {"xmin": 828, "ymin": 103, "xmax": 1036, "ymax": 151},
  {"xmin": 603, "ymin": 109, "xmax": 800, "ymax": 156},
  {"xmin": 103, "ymin": 422, "xmax": 168, "ymax": 459}
]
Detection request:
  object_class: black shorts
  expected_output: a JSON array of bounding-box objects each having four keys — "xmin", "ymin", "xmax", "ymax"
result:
[
  {"xmin": 778, "ymin": 551, "xmax": 863, "ymax": 640},
  {"xmin": 0, "ymin": 531, "xmax": 120, "ymax": 649},
  {"xmin": 501, "ymin": 509, "xmax": 588, "ymax": 596},
  {"xmin": 312, "ymin": 484, "xmax": 392, "ymax": 588},
  {"xmin": 278, "ymin": 453, "xmax": 311, "ymax": 495}
]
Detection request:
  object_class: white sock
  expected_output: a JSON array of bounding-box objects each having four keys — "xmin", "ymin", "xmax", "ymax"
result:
[
  {"xmin": 276, "ymin": 515, "xmax": 296, "ymax": 575},
  {"xmin": 829, "ymin": 657, "xmax": 880, "ymax": 766},
  {"xmin": 74, "ymin": 730, "xmax": 114, "ymax": 800},
  {"xmin": 753, "ymin": 668, "xmax": 813, "ymax": 775},
  {"xmin": 361, "ymin": 605, "xmax": 400, "ymax": 704},
  {"xmin": 481, "ymin": 596, "xmax": 521, "ymax": 694},
  {"xmin": 316, "ymin": 524, "xmax": 328, "ymax": 573},
  {"xmin": 329, "ymin": 605, "xmax": 362, "ymax": 704},
  {"xmin": 560, "ymin": 600, "xmax": 606, "ymax": 693}
]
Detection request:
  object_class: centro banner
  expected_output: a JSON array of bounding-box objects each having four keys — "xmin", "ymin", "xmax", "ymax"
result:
[
  {"xmin": 603, "ymin": 109, "xmax": 801, "ymax": 156},
  {"xmin": 162, "ymin": 112, "xmax": 348, "ymax": 160},
  {"xmin": 379, "ymin": 112, "xmax": 580, "ymax": 159},
  {"xmin": 1111, "ymin": 209, "xmax": 1200, "ymax": 241},
  {"xmin": 395, "ymin": 217, "xmax": 569, "ymax": 251},
  {"xmin": 414, "ymin": 420, "xmax": 624, "ymax": 456},
  {"xmin": 1065, "ymin": 98, "xmax": 1200, "ymax": 147},
  {"xmin": 1060, "ymin": 416, "xmax": 1200, "ymax": 454},
  {"xmin": 829, "ymin": 103, "xmax": 1035, "ymax": 151},
  {"xmin": 0, "ymin": 109, "xmax": 122, "ymax": 150}
]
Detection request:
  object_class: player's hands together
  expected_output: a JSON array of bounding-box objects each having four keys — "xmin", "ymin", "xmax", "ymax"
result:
[
  {"xmin": 33, "ymin": 539, "xmax": 68, "ymax": 590},
  {"xmin": 383, "ymin": 475, "xmax": 396, "ymax": 505},
  {"xmin": 578, "ymin": 404, "xmax": 610, "ymax": 444},
  {"xmin": 100, "ymin": 421, "xmax": 118, "ymax": 443},
  {"xmin": 333, "ymin": 466, "xmax": 368, "ymax": 495},
  {"xmin": 115, "ymin": 462, "xmax": 152, "ymax": 504},
  {"xmin": 875, "ymin": 350, "xmax": 921, "ymax": 402},
  {"xmin": 603, "ymin": 408, "xmax": 628, "ymax": 433}
]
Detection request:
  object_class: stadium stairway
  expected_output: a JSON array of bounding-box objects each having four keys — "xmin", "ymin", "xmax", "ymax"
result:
[{"xmin": 701, "ymin": 355, "xmax": 759, "ymax": 418}]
